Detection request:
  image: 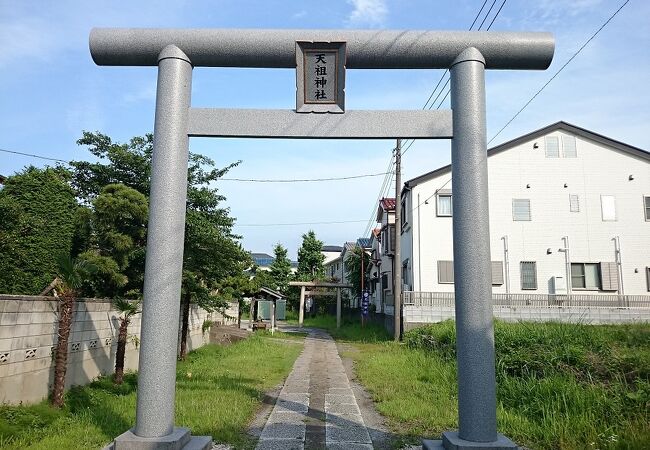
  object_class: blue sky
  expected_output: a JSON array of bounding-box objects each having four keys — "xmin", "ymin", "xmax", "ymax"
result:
[{"xmin": 1, "ymin": 0, "xmax": 648, "ymax": 258}]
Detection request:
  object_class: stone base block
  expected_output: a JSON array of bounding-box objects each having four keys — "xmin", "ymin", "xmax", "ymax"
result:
[
  {"xmin": 107, "ymin": 427, "xmax": 212, "ymax": 450},
  {"xmin": 423, "ymin": 431, "xmax": 518, "ymax": 450}
]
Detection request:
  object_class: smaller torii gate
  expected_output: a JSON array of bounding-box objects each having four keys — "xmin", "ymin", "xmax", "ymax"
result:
[{"xmin": 289, "ymin": 281, "xmax": 353, "ymax": 329}]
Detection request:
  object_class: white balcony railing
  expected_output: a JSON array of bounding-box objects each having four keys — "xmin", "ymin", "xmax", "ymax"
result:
[{"xmin": 402, "ymin": 291, "xmax": 650, "ymax": 309}]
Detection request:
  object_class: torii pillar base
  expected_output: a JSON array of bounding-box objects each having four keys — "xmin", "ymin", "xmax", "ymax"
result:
[
  {"xmin": 108, "ymin": 427, "xmax": 212, "ymax": 450},
  {"xmin": 423, "ymin": 432, "xmax": 518, "ymax": 450}
]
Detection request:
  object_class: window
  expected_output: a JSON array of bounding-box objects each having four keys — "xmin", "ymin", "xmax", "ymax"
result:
[
  {"xmin": 437, "ymin": 260, "xmax": 454, "ymax": 284},
  {"xmin": 601, "ymin": 195, "xmax": 616, "ymax": 221},
  {"xmin": 545, "ymin": 136, "xmax": 560, "ymax": 157},
  {"xmin": 402, "ymin": 260, "xmax": 409, "ymax": 286},
  {"xmin": 512, "ymin": 199, "xmax": 531, "ymax": 221},
  {"xmin": 401, "ymin": 199, "xmax": 408, "ymax": 229},
  {"xmin": 646, "ymin": 267, "xmax": 650, "ymax": 292},
  {"xmin": 569, "ymin": 194, "xmax": 580, "ymax": 212},
  {"xmin": 382, "ymin": 226, "xmax": 395, "ymax": 254},
  {"xmin": 599, "ymin": 262, "xmax": 619, "ymax": 291},
  {"xmin": 381, "ymin": 272, "xmax": 391, "ymax": 292},
  {"xmin": 520, "ymin": 261, "xmax": 537, "ymax": 290},
  {"xmin": 562, "ymin": 135, "xmax": 577, "ymax": 157},
  {"xmin": 644, "ymin": 196, "xmax": 650, "ymax": 221},
  {"xmin": 571, "ymin": 263, "xmax": 601, "ymax": 290},
  {"xmin": 436, "ymin": 260, "xmax": 502, "ymax": 285},
  {"xmin": 491, "ymin": 261, "xmax": 504, "ymax": 286},
  {"xmin": 436, "ymin": 190, "xmax": 452, "ymax": 217}
]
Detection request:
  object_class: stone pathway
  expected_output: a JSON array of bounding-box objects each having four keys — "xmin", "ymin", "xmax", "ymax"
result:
[{"xmin": 256, "ymin": 329, "xmax": 374, "ymax": 450}]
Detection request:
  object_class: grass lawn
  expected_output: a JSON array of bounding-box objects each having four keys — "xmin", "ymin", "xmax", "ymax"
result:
[
  {"xmin": 0, "ymin": 334, "xmax": 302, "ymax": 450},
  {"xmin": 340, "ymin": 320, "xmax": 649, "ymax": 450},
  {"xmin": 286, "ymin": 311, "xmax": 391, "ymax": 343}
]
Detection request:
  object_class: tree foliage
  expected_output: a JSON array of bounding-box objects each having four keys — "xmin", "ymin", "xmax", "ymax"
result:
[
  {"xmin": 344, "ymin": 246, "xmax": 371, "ymax": 299},
  {"xmin": 269, "ymin": 243, "xmax": 292, "ymax": 295},
  {"xmin": 77, "ymin": 184, "xmax": 148, "ymax": 298},
  {"xmin": 0, "ymin": 167, "xmax": 78, "ymax": 294},
  {"xmin": 296, "ymin": 230, "xmax": 325, "ymax": 281}
]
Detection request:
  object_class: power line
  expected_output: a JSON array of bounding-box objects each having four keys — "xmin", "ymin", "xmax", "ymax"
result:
[
  {"xmin": 0, "ymin": 146, "xmax": 389, "ymax": 184},
  {"xmin": 401, "ymin": 0, "xmax": 507, "ymax": 157},
  {"xmin": 488, "ymin": 0, "xmax": 630, "ymax": 145},
  {"xmin": 220, "ymin": 172, "xmax": 389, "ymax": 183},
  {"xmin": 235, "ymin": 219, "xmax": 367, "ymax": 227},
  {"xmin": 0, "ymin": 148, "xmax": 69, "ymax": 164},
  {"xmin": 361, "ymin": 0, "xmax": 499, "ymax": 235}
]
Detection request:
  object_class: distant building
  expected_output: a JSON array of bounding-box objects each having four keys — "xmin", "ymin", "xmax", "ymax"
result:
[{"xmin": 250, "ymin": 252, "xmax": 298, "ymax": 273}]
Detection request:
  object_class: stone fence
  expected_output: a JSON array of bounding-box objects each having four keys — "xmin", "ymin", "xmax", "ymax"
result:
[{"xmin": 0, "ymin": 295, "xmax": 238, "ymax": 404}]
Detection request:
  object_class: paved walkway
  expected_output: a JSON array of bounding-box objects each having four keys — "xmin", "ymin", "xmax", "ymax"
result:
[{"xmin": 255, "ymin": 329, "xmax": 374, "ymax": 450}]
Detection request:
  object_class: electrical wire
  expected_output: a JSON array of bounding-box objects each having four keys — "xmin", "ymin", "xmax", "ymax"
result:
[
  {"xmin": 220, "ymin": 172, "xmax": 389, "ymax": 183},
  {"xmin": 360, "ymin": 0, "xmax": 503, "ymax": 235},
  {"xmin": 400, "ymin": 0, "xmax": 507, "ymax": 157},
  {"xmin": 0, "ymin": 148, "xmax": 69, "ymax": 164},
  {"xmin": 236, "ymin": 219, "xmax": 367, "ymax": 227},
  {"xmin": 0, "ymin": 146, "xmax": 389, "ymax": 184},
  {"xmin": 488, "ymin": 0, "xmax": 630, "ymax": 145}
]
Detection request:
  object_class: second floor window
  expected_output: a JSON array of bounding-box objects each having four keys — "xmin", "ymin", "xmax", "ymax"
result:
[
  {"xmin": 513, "ymin": 199, "xmax": 531, "ymax": 221},
  {"xmin": 437, "ymin": 193, "xmax": 452, "ymax": 217}
]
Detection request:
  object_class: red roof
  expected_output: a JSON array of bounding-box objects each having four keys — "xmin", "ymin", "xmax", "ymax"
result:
[{"xmin": 379, "ymin": 197, "xmax": 396, "ymax": 210}]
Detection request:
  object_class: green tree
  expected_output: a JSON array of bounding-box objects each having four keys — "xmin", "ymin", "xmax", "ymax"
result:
[
  {"xmin": 0, "ymin": 166, "xmax": 78, "ymax": 294},
  {"xmin": 112, "ymin": 298, "xmax": 141, "ymax": 385},
  {"xmin": 51, "ymin": 255, "xmax": 95, "ymax": 408},
  {"xmin": 344, "ymin": 246, "xmax": 371, "ymax": 299},
  {"xmin": 71, "ymin": 131, "xmax": 249, "ymax": 358},
  {"xmin": 296, "ymin": 230, "xmax": 325, "ymax": 281},
  {"xmin": 70, "ymin": 132, "xmax": 153, "ymax": 202},
  {"xmin": 77, "ymin": 184, "xmax": 148, "ymax": 298},
  {"xmin": 269, "ymin": 243, "xmax": 292, "ymax": 295}
]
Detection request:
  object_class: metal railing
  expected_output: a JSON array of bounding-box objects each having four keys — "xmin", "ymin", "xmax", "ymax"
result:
[{"xmin": 402, "ymin": 291, "xmax": 650, "ymax": 309}]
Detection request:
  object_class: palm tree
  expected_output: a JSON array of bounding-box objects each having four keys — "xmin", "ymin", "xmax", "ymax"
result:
[
  {"xmin": 51, "ymin": 255, "xmax": 95, "ymax": 408},
  {"xmin": 112, "ymin": 298, "xmax": 141, "ymax": 384}
]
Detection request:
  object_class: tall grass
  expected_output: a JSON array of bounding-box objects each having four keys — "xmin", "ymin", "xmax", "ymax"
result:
[
  {"xmin": 0, "ymin": 334, "xmax": 301, "ymax": 450},
  {"xmin": 353, "ymin": 321, "xmax": 650, "ymax": 449}
]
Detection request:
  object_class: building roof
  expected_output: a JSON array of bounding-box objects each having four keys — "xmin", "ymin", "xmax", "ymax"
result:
[
  {"xmin": 379, "ymin": 198, "xmax": 396, "ymax": 210},
  {"xmin": 259, "ymin": 286, "xmax": 284, "ymax": 299},
  {"xmin": 344, "ymin": 241, "xmax": 357, "ymax": 251},
  {"xmin": 322, "ymin": 245, "xmax": 343, "ymax": 253},
  {"xmin": 356, "ymin": 237, "xmax": 372, "ymax": 249},
  {"xmin": 404, "ymin": 121, "xmax": 650, "ymax": 189}
]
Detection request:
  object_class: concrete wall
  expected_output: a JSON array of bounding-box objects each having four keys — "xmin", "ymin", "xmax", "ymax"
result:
[
  {"xmin": 403, "ymin": 128, "xmax": 650, "ymax": 295},
  {"xmin": 0, "ymin": 295, "xmax": 237, "ymax": 405},
  {"xmin": 403, "ymin": 304, "xmax": 650, "ymax": 331}
]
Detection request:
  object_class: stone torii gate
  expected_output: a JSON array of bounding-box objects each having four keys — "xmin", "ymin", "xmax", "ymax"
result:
[
  {"xmin": 90, "ymin": 28, "xmax": 553, "ymax": 450},
  {"xmin": 289, "ymin": 281, "xmax": 353, "ymax": 329}
]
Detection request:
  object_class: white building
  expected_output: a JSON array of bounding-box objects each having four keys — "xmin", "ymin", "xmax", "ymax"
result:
[{"xmin": 400, "ymin": 122, "xmax": 649, "ymax": 313}]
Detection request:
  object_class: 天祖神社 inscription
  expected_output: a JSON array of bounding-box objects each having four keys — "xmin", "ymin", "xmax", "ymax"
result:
[{"xmin": 296, "ymin": 41, "xmax": 346, "ymax": 113}]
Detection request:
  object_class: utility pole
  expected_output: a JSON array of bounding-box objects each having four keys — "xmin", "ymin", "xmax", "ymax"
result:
[
  {"xmin": 394, "ymin": 139, "xmax": 402, "ymax": 342},
  {"xmin": 361, "ymin": 248, "xmax": 365, "ymax": 327}
]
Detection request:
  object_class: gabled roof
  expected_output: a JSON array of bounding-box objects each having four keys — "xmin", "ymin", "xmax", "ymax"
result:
[
  {"xmin": 322, "ymin": 245, "xmax": 343, "ymax": 253},
  {"xmin": 356, "ymin": 237, "xmax": 372, "ymax": 249},
  {"xmin": 405, "ymin": 121, "xmax": 649, "ymax": 189},
  {"xmin": 376, "ymin": 197, "xmax": 396, "ymax": 221},
  {"xmin": 259, "ymin": 286, "xmax": 284, "ymax": 299},
  {"xmin": 379, "ymin": 198, "xmax": 396, "ymax": 210}
]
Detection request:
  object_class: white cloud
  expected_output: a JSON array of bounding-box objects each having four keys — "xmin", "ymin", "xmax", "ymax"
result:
[{"xmin": 346, "ymin": 0, "xmax": 388, "ymax": 27}]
